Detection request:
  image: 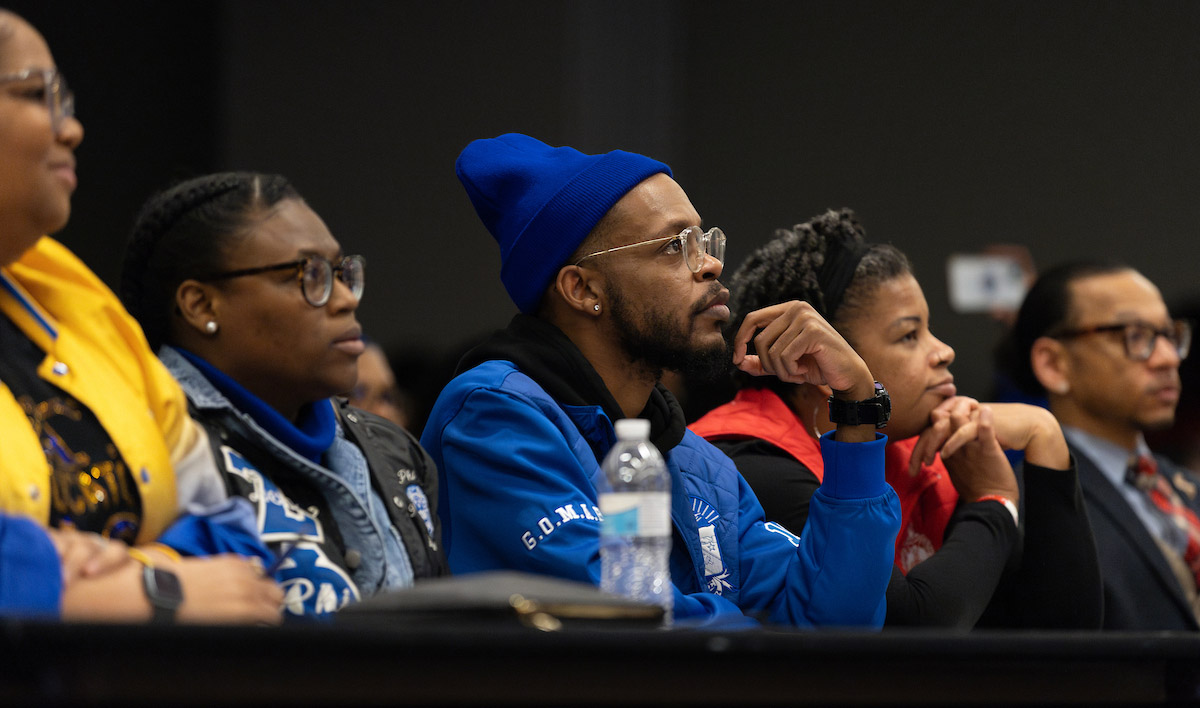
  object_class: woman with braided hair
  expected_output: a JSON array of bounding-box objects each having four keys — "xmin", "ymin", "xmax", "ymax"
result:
[
  {"xmin": 0, "ymin": 9, "xmax": 282, "ymax": 622},
  {"xmin": 692, "ymin": 208, "xmax": 1102, "ymax": 628},
  {"xmin": 120, "ymin": 172, "xmax": 447, "ymax": 619}
]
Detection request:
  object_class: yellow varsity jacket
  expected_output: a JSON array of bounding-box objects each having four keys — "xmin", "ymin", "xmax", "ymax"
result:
[{"xmin": 0, "ymin": 237, "xmax": 197, "ymax": 542}]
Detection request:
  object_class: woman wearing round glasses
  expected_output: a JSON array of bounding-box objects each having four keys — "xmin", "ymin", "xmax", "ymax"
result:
[
  {"xmin": 120, "ymin": 172, "xmax": 447, "ymax": 619},
  {"xmin": 0, "ymin": 10, "xmax": 283, "ymax": 622}
]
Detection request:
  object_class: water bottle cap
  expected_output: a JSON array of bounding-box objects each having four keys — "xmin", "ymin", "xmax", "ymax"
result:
[{"xmin": 613, "ymin": 418, "xmax": 651, "ymax": 441}]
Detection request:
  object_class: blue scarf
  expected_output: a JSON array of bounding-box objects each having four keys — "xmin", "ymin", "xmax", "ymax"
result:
[{"xmin": 176, "ymin": 349, "xmax": 337, "ymax": 464}]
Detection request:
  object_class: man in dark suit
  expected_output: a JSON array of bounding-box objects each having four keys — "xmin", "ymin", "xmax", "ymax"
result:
[{"xmin": 1009, "ymin": 261, "xmax": 1199, "ymax": 630}]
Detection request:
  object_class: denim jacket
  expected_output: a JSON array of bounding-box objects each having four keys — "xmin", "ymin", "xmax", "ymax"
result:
[{"xmin": 161, "ymin": 347, "xmax": 445, "ymax": 617}]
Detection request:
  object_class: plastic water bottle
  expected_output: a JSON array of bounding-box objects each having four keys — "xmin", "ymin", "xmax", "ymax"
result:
[{"xmin": 598, "ymin": 418, "xmax": 673, "ymax": 624}]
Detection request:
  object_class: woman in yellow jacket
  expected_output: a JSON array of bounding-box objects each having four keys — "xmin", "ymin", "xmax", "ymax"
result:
[{"xmin": 0, "ymin": 9, "xmax": 281, "ymax": 622}]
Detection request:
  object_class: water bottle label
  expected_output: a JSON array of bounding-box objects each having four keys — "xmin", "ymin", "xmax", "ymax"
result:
[{"xmin": 598, "ymin": 492, "xmax": 671, "ymax": 537}]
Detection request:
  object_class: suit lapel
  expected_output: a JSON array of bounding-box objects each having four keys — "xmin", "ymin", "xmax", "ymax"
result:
[{"xmin": 1074, "ymin": 446, "xmax": 1196, "ymax": 620}]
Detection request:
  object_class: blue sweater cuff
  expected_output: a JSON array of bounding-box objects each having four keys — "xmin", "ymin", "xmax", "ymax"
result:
[
  {"xmin": 817, "ymin": 430, "xmax": 889, "ymax": 500},
  {"xmin": 0, "ymin": 516, "xmax": 62, "ymax": 618}
]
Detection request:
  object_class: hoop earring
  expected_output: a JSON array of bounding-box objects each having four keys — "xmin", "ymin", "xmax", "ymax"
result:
[{"xmin": 811, "ymin": 405, "xmax": 822, "ymax": 439}]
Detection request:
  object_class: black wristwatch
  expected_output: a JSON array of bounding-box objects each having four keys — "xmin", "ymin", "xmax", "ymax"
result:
[
  {"xmin": 827, "ymin": 381, "xmax": 891, "ymax": 429},
  {"xmin": 141, "ymin": 564, "xmax": 184, "ymax": 624}
]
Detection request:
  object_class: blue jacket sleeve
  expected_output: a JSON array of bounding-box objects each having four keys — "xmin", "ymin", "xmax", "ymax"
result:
[
  {"xmin": 0, "ymin": 514, "xmax": 61, "ymax": 619},
  {"xmin": 157, "ymin": 497, "xmax": 274, "ymax": 563},
  {"xmin": 734, "ymin": 431, "xmax": 900, "ymax": 627}
]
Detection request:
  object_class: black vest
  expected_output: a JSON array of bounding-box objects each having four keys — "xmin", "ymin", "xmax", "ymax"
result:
[{"xmin": 194, "ymin": 399, "xmax": 447, "ymax": 582}]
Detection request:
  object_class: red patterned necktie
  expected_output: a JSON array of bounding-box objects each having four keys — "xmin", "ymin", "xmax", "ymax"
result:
[{"xmin": 1126, "ymin": 454, "xmax": 1200, "ymax": 590}]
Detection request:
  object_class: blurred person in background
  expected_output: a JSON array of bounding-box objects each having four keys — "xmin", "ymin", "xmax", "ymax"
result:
[
  {"xmin": 1009, "ymin": 261, "xmax": 1199, "ymax": 630},
  {"xmin": 348, "ymin": 339, "xmax": 411, "ymax": 430}
]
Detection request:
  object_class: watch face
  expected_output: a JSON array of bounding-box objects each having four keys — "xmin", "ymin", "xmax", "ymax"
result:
[{"xmin": 147, "ymin": 566, "xmax": 184, "ymax": 608}]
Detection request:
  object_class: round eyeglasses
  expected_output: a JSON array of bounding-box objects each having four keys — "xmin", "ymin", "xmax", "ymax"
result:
[
  {"xmin": 0, "ymin": 68, "xmax": 75, "ymax": 135},
  {"xmin": 202, "ymin": 254, "xmax": 365, "ymax": 308},
  {"xmin": 1052, "ymin": 319, "xmax": 1192, "ymax": 362},
  {"xmin": 574, "ymin": 225, "xmax": 726, "ymax": 273}
]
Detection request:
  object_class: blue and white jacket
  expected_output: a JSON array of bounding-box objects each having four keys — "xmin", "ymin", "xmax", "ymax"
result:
[
  {"xmin": 162, "ymin": 347, "xmax": 446, "ymax": 619},
  {"xmin": 421, "ymin": 316, "xmax": 900, "ymax": 627}
]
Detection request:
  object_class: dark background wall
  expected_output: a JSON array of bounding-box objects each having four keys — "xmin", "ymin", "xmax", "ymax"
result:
[{"xmin": 10, "ymin": 0, "xmax": 1200, "ymax": 410}]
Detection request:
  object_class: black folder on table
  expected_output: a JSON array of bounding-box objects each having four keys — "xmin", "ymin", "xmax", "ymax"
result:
[{"xmin": 338, "ymin": 570, "xmax": 665, "ymax": 631}]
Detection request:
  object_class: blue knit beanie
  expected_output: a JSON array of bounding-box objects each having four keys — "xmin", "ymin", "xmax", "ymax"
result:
[{"xmin": 455, "ymin": 133, "xmax": 672, "ymax": 313}]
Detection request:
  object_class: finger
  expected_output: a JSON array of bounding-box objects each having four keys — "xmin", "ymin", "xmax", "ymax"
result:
[
  {"xmin": 910, "ymin": 418, "xmax": 950, "ymax": 476},
  {"xmin": 735, "ymin": 353, "xmax": 767, "ymax": 377},
  {"xmin": 922, "ymin": 415, "xmax": 955, "ymax": 466},
  {"xmin": 745, "ymin": 302, "xmax": 818, "ymax": 379},
  {"xmin": 941, "ymin": 421, "xmax": 980, "ymax": 460},
  {"xmin": 909, "ymin": 432, "xmax": 932, "ymax": 477},
  {"xmin": 733, "ymin": 303, "xmax": 793, "ymax": 364},
  {"xmin": 929, "ymin": 396, "xmax": 960, "ymax": 419},
  {"xmin": 55, "ymin": 526, "xmax": 99, "ymax": 584},
  {"xmin": 777, "ymin": 335, "xmax": 824, "ymax": 385},
  {"xmin": 776, "ymin": 317, "xmax": 858, "ymax": 388},
  {"xmin": 976, "ymin": 405, "xmax": 996, "ymax": 443},
  {"xmin": 254, "ymin": 574, "xmax": 286, "ymax": 624},
  {"xmin": 947, "ymin": 402, "xmax": 974, "ymax": 431},
  {"xmin": 246, "ymin": 555, "xmax": 267, "ymax": 577},
  {"xmin": 946, "ymin": 396, "xmax": 979, "ymax": 422},
  {"xmin": 262, "ymin": 579, "xmax": 285, "ymax": 605},
  {"xmin": 83, "ymin": 538, "xmax": 131, "ymax": 577},
  {"xmin": 751, "ymin": 312, "xmax": 798, "ymax": 377},
  {"xmin": 59, "ymin": 539, "xmax": 91, "ymax": 585},
  {"xmin": 767, "ymin": 310, "xmax": 834, "ymax": 384}
]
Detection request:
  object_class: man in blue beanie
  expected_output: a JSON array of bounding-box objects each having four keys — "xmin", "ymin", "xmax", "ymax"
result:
[{"xmin": 422, "ymin": 133, "xmax": 900, "ymax": 627}]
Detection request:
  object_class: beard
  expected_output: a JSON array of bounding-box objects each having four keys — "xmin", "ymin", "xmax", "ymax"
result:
[{"xmin": 608, "ymin": 283, "xmax": 732, "ymax": 384}]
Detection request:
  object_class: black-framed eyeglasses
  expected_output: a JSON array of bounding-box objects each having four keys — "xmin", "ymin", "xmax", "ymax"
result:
[
  {"xmin": 1052, "ymin": 319, "xmax": 1192, "ymax": 362},
  {"xmin": 0, "ymin": 68, "xmax": 74, "ymax": 134},
  {"xmin": 202, "ymin": 254, "xmax": 365, "ymax": 307},
  {"xmin": 574, "ymin": 225, "xmax": 726, "ymax": 273}
]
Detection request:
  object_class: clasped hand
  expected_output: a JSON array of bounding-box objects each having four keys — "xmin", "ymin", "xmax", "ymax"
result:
[
  {"xmin": 908, "ymin": 397, "xmax": 1071, "ymax": 504},
  {"xmin": 51, "ymin": 527, "xmax": 285, "ymax": 625}
]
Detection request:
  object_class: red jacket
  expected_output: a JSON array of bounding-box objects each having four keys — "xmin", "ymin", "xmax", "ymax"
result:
[{"xmin": 691, "ymin": 388, "xmax": 959, "ymax": 572}]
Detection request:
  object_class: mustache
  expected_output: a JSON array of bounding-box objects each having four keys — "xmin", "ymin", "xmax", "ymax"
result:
[{"xmin": 691, "ymin": 282, "xmax": 727, "ymax": 315}]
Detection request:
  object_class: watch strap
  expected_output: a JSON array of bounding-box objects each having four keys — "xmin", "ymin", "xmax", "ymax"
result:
[
  {"xmin": 827, "ymin": 381, "xmax": 891, "ymax": 429},
  {"xmin": 130, "ymin": 550, "xmax": 184, "ymax": 623}
]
